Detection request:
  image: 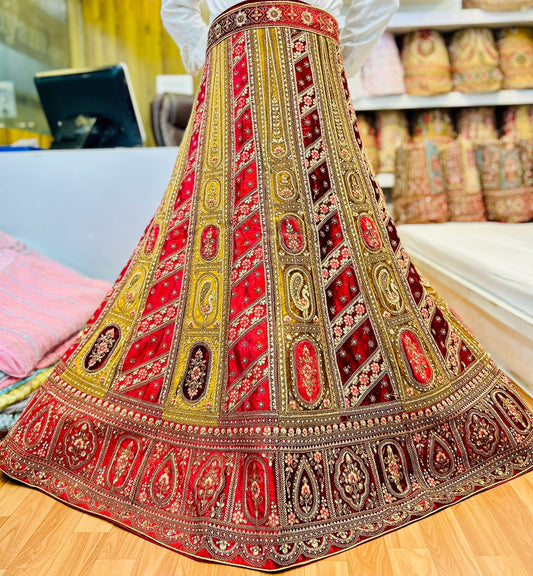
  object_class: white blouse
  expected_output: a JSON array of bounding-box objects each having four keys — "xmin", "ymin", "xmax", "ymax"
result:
[{"xmin": 161, "ymin": 0, "xmax": 399, "ymax": 77}]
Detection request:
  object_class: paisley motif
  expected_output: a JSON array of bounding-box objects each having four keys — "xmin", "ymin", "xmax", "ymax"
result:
[
  {"xmin": 293, "ymin": 458, "xmax": 320, "ymax": 521},
  {"xmin": 23, "ymin": 404, "xmax": 52, "ymax": 450},
  {"xmin": 150, "ymin": 452, "xmax": 179, "ymax": 507},
  {"xmin": 291, "ymin": 338, "xmax": 323, "ymax": 408},
  {"xmin": 285, "ymin": 267, "xmax": 314, "ymax": 321},
  {"xmin": 358, "ymin": 214, "xmax": 382, "ymax": 252},
  {"xmin": 373, "ymin": 263, "xmax": 403, "ymax": 313},
  {"xmin": 144, "ymin": 222, "xmax": 160, "ymax": 255},
  {"xmin": 333, "ymin": 448, "xmax": 370, "ymax": 510},
  {"xmin": 400, "ymin": 330, "xmax": 433, "ymax": 386},
  {"xmin": 83, "ymin": 325, "xmax": 120, "ymax": 372},
  {"xmin": 275, "ymin": 170, "xmax": 298, "ymax": 201},
  {"xmin": 492, "ymin": 388, "xmax": 531, "ymax": 434},
  {"xmin": 244, "ymin": 455, "xmax": 269, "ymax": 524},
  {"xmin": 428, "ymin": 433, "xmax": 456, "ymax": 478},
  {"xmin": 193, "ymin": 274, "xmax": 219, "ymax": 328},
  {"xmin": 118, "ymin": 270, "xmax": 145, "ymax": 312},
  {"xmin": 181, "ymin": 344, "xmax": 211, "ymax": 402},
  {"xmin": 203, "ymin": 179, "xmax": 221, "ymax": 212},
  {"xmin": 278, "ymin": 214, "xmax": 305, "ymax": 255},
  {"xmin": 193, "ymin": 455, "xmax": 225, "ymax": 515},
  {"xmin": 200, "ymin": 225, "xmax": 220, "ymax": 261},
  {"xmin": 465, "ymin": 410, "xmax": 500, "ymax": 457},
  {"xmin": 379, "ymin": 440, "xmax": 411, "ymax": 497},
  {"xmin": 106, "ymin": 436, "xmax": 141, "ymax": 490},
  {"xmin": 63, "ymin": 419, "xmax": 98, "ymax": 470},
  {"xmin": 345, "ymin": 169, "xmax": 365, "ymax": 202}
]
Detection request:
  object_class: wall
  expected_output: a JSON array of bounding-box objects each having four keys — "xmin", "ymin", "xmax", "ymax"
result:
[
  {"xmin": 0, "ymin": 0, "xmax": 72, "ymax": 137},
  {"xmin": 0, "ymin": 0, "xmax": 193, "ymax": 147},
  {"xmin": 79, "ymin": 0, "xmax": 189, "ymax": 146}
]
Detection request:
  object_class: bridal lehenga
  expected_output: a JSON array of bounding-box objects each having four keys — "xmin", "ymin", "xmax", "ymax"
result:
[{"xmin": 2, "ymin": 2, "xmax": 532, "ymax": 570}]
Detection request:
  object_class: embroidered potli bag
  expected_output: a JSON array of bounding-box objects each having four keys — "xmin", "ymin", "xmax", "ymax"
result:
[
  {"xmin": 443, "ymin": 138, "xmax": 487, "ymax": 221},
  {"xmin": 477, "ymin": 139, "xmax": 533, "ymax": 222},
  {"xmin": 355, "ymin": 112, "xmax": 380, "ymax": 173},
  {"xmin": 498, "ymin": 28, "xmax": 533, "ymax": 90},
  {"xmin": 402, "ymin": 30, "xmax": 453, "ymax": 96},
  {"xmin": 412, "ymin": 108, "xmax": 456, "ymax": 145},
  {"xmin": 458, "ymin": 106, "xmax": 499, "ymax": 142},
  {"xmin": 376, "ymin": 110, "xmax": 409, "ymax": 173},
  {"xmin": 393, "ymin": 141, "xmax": 449, "ymax": 223},
  {"xmin": 449, "ymin": 28, "xmax": 503, "ymax": 93},
  {"xmin": 362, "ymin": 32, "xmax": 406, "ymax": 96},
  {"xmin": 464, "ymin": 0, "xmax": 533, "ymax": 11},
  {"xmin": 2, "ymin": 1, "xmax": 533, "ymax": 570},
  {"xmin": 502, "ymin": 105, "xmax": 533, "ymax": 141}
]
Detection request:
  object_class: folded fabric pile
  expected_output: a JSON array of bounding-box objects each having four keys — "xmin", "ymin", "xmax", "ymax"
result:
[{"xmin": 0, "ymin": 232, "xmax": 111, "ymax": 435}]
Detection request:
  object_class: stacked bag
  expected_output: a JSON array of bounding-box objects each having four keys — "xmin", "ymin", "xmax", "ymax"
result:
[
  {"xmin": 0, "ymin": 232, "xmax": 110, "ymax": 435},
  {"xmin": 350, "ymin": 23, "xmax": 533, "ymax": 225},
  {"xmin": 354, "ymin": 26, "xmax": 533, "ymax": 108},
  {"xmin": 375, "ymin": 105, "xmax": 533, "ymax": 224}
]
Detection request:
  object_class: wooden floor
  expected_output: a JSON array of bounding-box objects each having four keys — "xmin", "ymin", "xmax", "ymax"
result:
[{"xmin": 1, "ymin": 469, "xmax": 533, "ymax": 576}]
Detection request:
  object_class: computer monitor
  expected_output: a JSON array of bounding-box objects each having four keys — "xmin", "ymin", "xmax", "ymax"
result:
[{"xmin": 35, "ymin": 63, "xmax": 146, "ymax": 149}]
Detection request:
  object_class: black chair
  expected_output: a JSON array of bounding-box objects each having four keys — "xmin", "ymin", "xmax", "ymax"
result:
[{"xmin": 151, "ymin": 93, "xmax": 194, "ymax": 146}]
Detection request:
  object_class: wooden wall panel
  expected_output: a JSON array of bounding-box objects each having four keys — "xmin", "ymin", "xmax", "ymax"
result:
[{"xmin": 80, "ymin": 0, "xmax": 190, "ymax": 146}]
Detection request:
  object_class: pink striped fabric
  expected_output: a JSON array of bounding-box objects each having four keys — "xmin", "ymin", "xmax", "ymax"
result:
[{"xmin": 0, "ymin": 232, "xmax": 110, "ymax": 378}]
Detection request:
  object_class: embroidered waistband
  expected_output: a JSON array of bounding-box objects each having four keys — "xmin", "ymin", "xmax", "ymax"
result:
[{"xmin": 207, "ymin": 1, "xmax": 339, "ymax": 51}]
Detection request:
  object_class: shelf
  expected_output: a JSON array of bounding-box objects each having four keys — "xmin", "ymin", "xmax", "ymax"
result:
[
  {"xmin": 387, "ymin": 8, "xmax": 533, "ymax": 32},
  {"xmin": 353, "ymin": 89, "xmax": 533, "ymax": 111}
]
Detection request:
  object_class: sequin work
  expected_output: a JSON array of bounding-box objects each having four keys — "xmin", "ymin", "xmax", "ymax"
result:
[{"xmin": 1, "ymin": 2, "xmax": 533, "ymax": 571}]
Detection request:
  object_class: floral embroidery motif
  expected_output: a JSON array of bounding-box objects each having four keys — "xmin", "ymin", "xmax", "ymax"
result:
[
  {"xmin": 144, "ymin": 223, "xmax": 160, "ymax": 255},
  {"xmin": 379, "ymin": 441, "xmax": 411, "ymax": 497},
  {"xmin": 293, "ymin": 459, "xmax": 320, "ymax": 521},
  {"xmin": 334, "ymin": 449, "xmax": 370, "ymax": 510},
  {"xmin": 279, "ymin": 215, "xmax": 305, "ymax": 254},
  {"xmin": 345, "ymin": 170, "xmax": 365, "ymax": 202},
  {"xmin": 200, "ymin": 225, "xmax": 219, "ymax": 261},
  {"xmin": 244, "ymin": 456, "xmax": 268, "ymax": 524},
  {"xmin": 107, "ymin": 437, "xmax": 140, "ymax": 490},
  {"xmin": 64, "ymin": 419, "xmax": 98, "ymax": 470},
  {"xmin": 275, "ymin": 170, "xmax": 298, "ymax": 201},
  {"xmin": 291, "ymin": 339, "xmax": 323, "ymax": 407},
  {"xmin": 358, "ymin": 215, "xmax": 382, "ymax": 252},
  {"xmin": 400, "ymin": 330, "xmax": 433, "ymax": 385},
  {"xmin": 23, "ymin": 404, "xmax": 52, "ymax": 449},
  {"xmin": 193, "ymin": 455, "xmax": 225, "ymax": 515},
  {"xmin": 84, "ymin": 325, "xmax": 120, "ymax": 372},
  {"xmin": 181, "ymin": 344, "xmax": 211, "ymax": 402},
  {"xmin": 493, "ymin": 389, "xmax": 531, "ymax": 433},
  {"xmin": 203, "ymin": 180, "xmax": 221, "ymax": 212},
  {"xmin": 428, "ymin": 434, "xmax": 455, "ymax": 478},
  {"xmin": 466, "ymin": 411, "xmax": 499, "ymax": 456},
  {"xmin": 150, "ymin": 452, "xmax": 178, "ymax": 507}
]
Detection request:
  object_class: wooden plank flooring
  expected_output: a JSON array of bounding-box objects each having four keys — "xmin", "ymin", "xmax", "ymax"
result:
[{"xmin": 1, "ymin": 469, "xmax": 533, "ymax": 575}]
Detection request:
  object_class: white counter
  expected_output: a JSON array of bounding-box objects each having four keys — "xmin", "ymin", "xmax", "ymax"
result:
[{"xmin": 0, "ymin": 147, "xmax": 179, "ymax": 282}]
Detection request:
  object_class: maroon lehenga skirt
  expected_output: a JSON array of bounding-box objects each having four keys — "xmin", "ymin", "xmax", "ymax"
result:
[{"xmin": 1, "ymin": 1, "xmax": 533, "ymax": 570}]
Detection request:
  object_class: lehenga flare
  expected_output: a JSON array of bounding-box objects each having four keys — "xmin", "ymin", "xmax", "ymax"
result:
[{"xmin": 2, "ymin": 2, "xmax": 533, "ymax": 571}]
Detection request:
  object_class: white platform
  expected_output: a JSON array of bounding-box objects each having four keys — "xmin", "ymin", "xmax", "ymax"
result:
[
  {"xmin": 0, "ymin": 147, "xmax": 179, "ymax": 282},
  {"xmin": 399, "ymin": 222, "xmax": 533, "ymax": 395}
]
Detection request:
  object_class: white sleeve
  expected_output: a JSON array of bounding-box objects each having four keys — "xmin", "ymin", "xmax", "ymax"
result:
[
  {"xmin": 339, "ymin": 0, "xmax": 400, "ymax": 78},
  {"xmin": 161, "ymin": 0, "xmax": 208, "ymax": 76}
]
